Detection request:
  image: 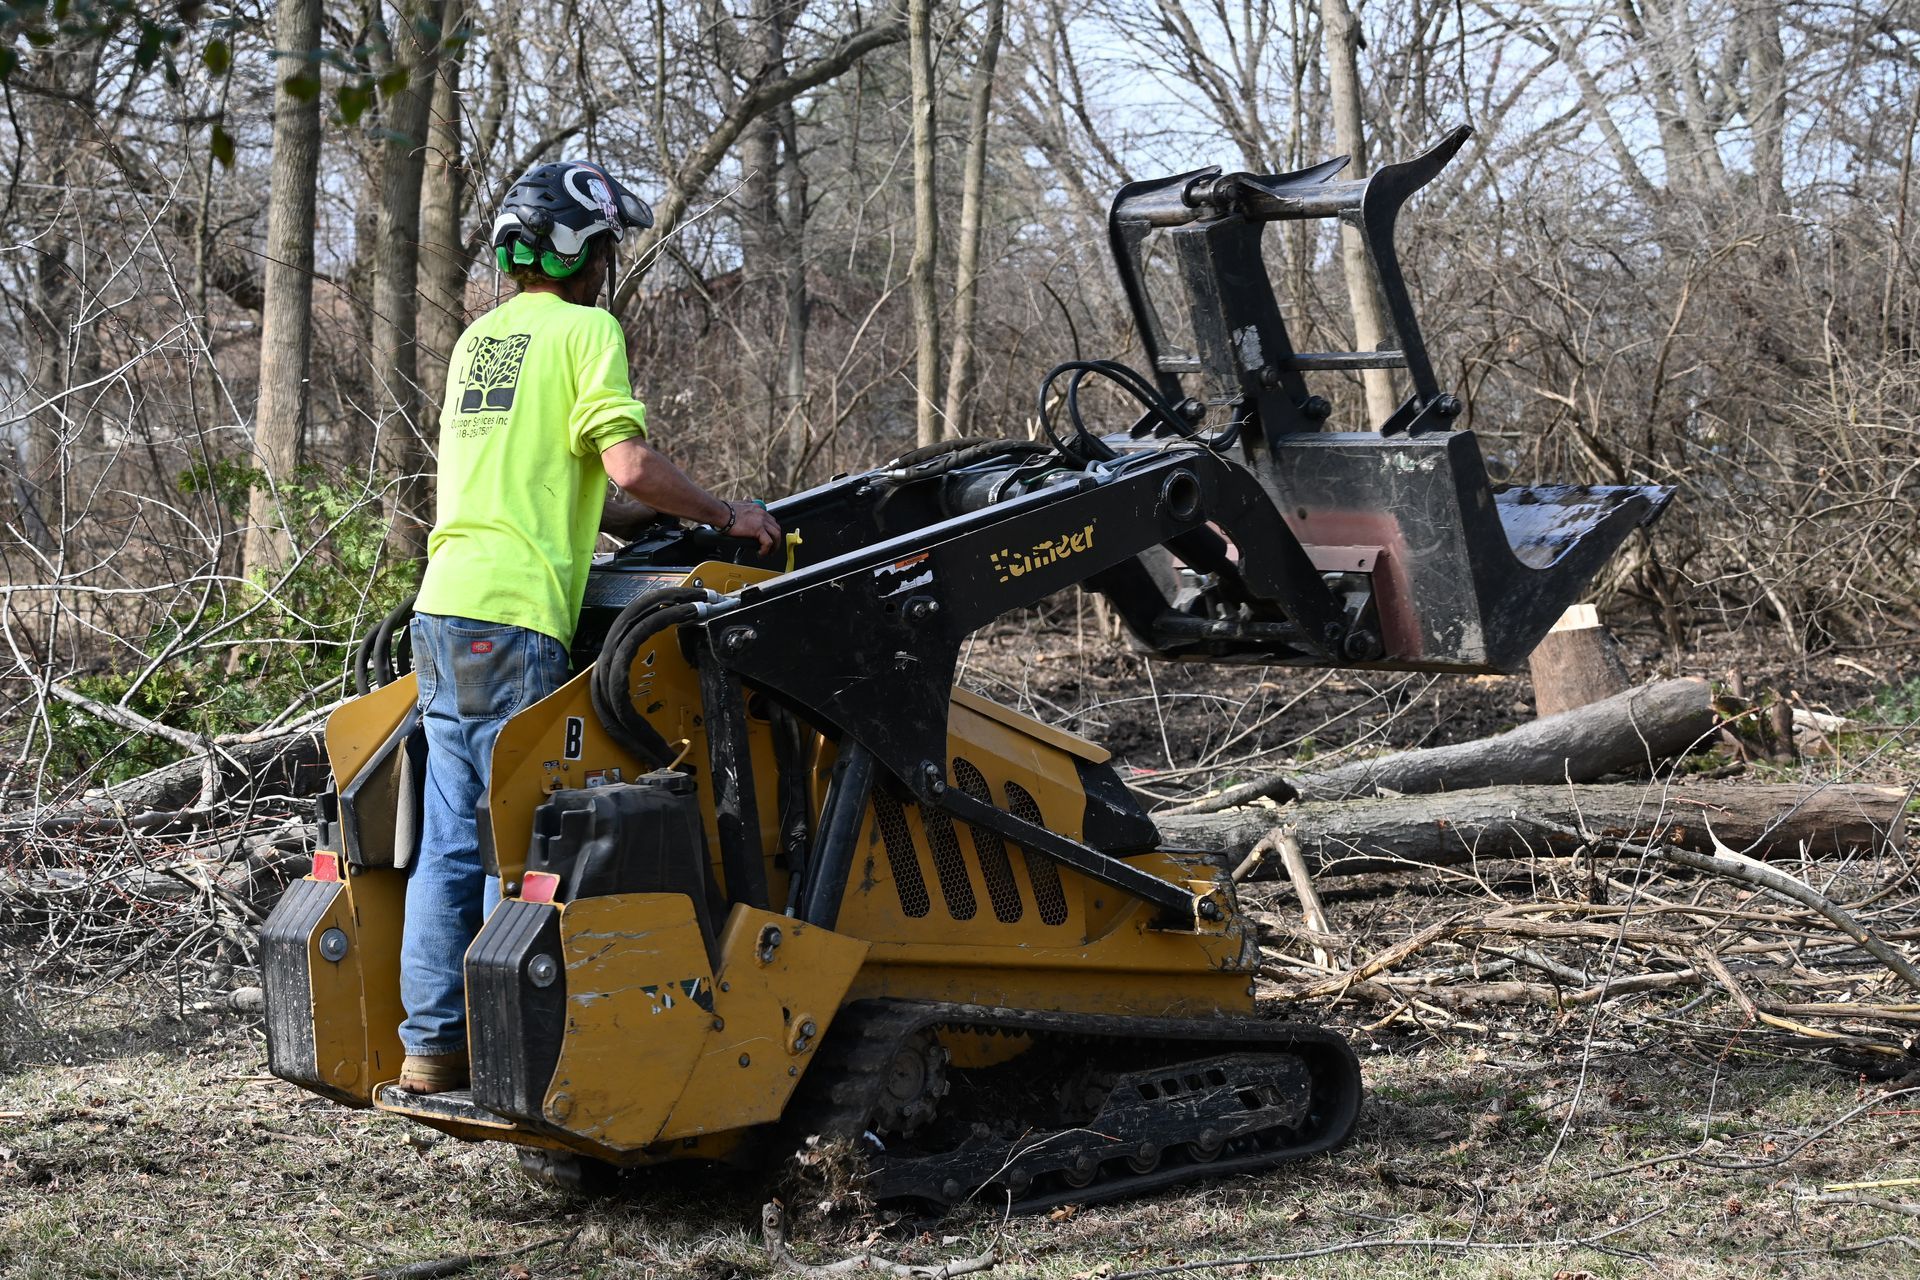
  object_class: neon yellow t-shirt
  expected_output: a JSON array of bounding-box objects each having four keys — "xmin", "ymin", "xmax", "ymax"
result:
[{"xmin": 415, "ymin": 291, "xmax": 647, "ymax": 645}]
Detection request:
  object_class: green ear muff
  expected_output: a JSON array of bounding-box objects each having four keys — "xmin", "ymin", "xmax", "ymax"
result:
[
  {"xmin": 540, "ymin": 249, "xmax": 587, "ymax": 278},
  {"xmin": 496, "ymin": 240, "xmax": 585, "ymax": 278}
]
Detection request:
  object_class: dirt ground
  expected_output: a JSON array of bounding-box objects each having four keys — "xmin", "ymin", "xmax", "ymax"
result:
[
  {"xmin": 7, "ymin": 976, "xmax": 1920, "ymax": 1279},
  {"xmin": 4, "ymin": 617, "xmax": 1919, "ymax": 1279}
]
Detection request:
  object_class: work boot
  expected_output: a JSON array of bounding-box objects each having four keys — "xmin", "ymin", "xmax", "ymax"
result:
[{"xmin": 397, "ymin": 1050, "xmax": 469, "ymax": 1094}]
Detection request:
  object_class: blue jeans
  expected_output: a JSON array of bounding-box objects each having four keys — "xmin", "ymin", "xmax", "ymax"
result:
[{"xmin": 399, "ymin": 612, "xmax": 571, "ymax": 1056}]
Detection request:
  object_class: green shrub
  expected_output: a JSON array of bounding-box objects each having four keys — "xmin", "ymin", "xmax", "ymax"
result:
[
  {"xmin": 38, "ymin": 463, "xmax": 418, "ymax": 791},
  {"xmin": 1863, "ymin": 675, "xmax": 1920, "ymax": 726}
]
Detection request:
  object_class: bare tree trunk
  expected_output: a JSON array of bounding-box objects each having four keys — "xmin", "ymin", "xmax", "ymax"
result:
[
  {"xmin": 940, "ymin": 0, "xmax": 1005, "ymax": 441},
  {"xmin": 20, "ymin": 224, "xmax": 75, "ymax": 557},
  {"xmin": 416, "ymin": 1, "xmax": 469, "ymax": 425},
  {"xmin": 1646, "ymin": 0, "xmax": 1731, "ymax": 196},
  {"xmin": 346, "ymin": 140, "xmax": 382, "ymax": 357},
  {"xmin": 735, "ymin": 0, "xmax": 788, "ymax": 482},
  {"xmin": 733, "ymin": 0, "xmax": 786, "ymax": 275},
  {"xmin": 1318, "ymin": 0, "xmax": 1395, "ymax": 427},
  {"xmin": 243, "ymin": 0, "xmax": 326, "ymax": 578},
  {"xmin": 779, "ymin": 104, "xmax": 812, "ymax": 490},
  {"xmin": 1283, "ymin": 0, "xmax": 1317, "ymax": 319},
  {"xmin": 1744, "ymin": 0, "xmax": 1788, "ymax": 213},
  {"xmin": 907, "ymin": 0, "xmax": 941, "ymax": 447},
  {"xmin": 371, "ymin": 0, "xmax": 447, "ymax": 562},
  {"xmin": 15, "ymin": 48, "xmax": 95, "ymax": 558}
]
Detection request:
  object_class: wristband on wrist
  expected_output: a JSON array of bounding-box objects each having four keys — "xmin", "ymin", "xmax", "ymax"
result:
[{"xmin": 713, "ymin": 501, "xmax": 737, "ymax": 535}]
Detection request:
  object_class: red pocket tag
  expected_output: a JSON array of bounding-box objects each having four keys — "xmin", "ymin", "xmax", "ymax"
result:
[{"xmin": 470, "ymin": 640, "xmax": 494, "ymax": 654}]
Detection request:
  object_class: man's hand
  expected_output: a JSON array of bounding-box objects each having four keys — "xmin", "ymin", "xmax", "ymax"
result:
[{"xmin": 719, "ymin": 500, "xmax": 782, "ymax": 557}]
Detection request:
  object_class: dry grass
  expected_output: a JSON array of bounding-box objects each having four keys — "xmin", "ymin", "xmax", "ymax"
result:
[{"xmin": 5, "ymin": 972, "xmax": 1920, "ymax": 1279}]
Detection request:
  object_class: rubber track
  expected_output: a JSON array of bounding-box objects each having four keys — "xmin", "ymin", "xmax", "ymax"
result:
[{"xmin": 783, "ymin": 1000, "xmax": 1362, "ymax": 1213}]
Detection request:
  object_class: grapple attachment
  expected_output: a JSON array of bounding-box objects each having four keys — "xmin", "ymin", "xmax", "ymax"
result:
[
  {"xmin": 1271, "ymin": 431, "xmax": 1666, "ymax": 670},
  {"xmin": 1102, "ymin": 125, "xmax": 1672, "ymax": 671}
]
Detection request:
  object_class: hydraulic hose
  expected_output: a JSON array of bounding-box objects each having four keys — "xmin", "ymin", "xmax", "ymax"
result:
[
  {"xmin": 354, "ymin": 594, "xmax": 418, "ymax": 695},
  {"xmin": 352, "ymin": 622, "xmax": 379, "ymax": 698},
  {"xmin": 1034, "ymin": 358, "xmax": 1238, "ymax": 461},
  {"xmin": 871, "ymin": 437, "xmax": 1052, "ymax": 488},
  {"xmin": 590, "ymin": 586, "xmax": 710, "ymax": 768}
]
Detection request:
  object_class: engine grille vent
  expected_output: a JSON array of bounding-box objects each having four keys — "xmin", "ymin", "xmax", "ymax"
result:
[
  {"xmin": 871, "ymin": 788, "xmax": 929, "ymax": 918},
  {"xmin": 952, "ymin": 757, "xmax": 1023, "ymax": 923},
  {"xmin": 921, "ymin": 804, "xmax": 978, "ymax": 921},
  {"xmin": 1004, "ymin": 781, "xmax": 1070, "ymax": 926}
]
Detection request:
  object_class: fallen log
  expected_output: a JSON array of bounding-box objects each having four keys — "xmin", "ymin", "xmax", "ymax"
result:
[
  {"xmin": 1160, "ymin": 781, "xmax": 1912, "ymax": 874},
  {"xmin": 0, "ymin": 842, "xmax": 310, "ymax": 917},
  {"xmin": 1289, "ymin": 676, "xmax": 1716, "ymax": 802},
  {"xmin": 3, "ymin": 731, "xmax": 325, "ymax": 837},
  {"xmin": 96, "ymin": 729, "xmax": 326, "ymax": 813}
]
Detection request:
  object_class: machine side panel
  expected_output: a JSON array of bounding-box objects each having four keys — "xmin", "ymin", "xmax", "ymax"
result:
[
  {"xmin": 826, "ymin": 694, "xmax": 1254, "ymax": 1015},
  {"xmin": 324, "ymin": 673, "xmax": 420, "ymax": 788},
  {"xmin": 541, "ymin": 894, "xmax": 715, "ymax": 1149},
  {"xmin": 658, "ymin": 907, "xmax": 869, "ymax": 1139},
  {"xmin": 345, "ymin": 867, "xmax": 408, "ymax": 1094}
]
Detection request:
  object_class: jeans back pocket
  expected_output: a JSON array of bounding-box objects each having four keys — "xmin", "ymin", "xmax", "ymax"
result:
[{"xmin": 448, "ymin": 622, "xmax": 528, "ymax": 720}]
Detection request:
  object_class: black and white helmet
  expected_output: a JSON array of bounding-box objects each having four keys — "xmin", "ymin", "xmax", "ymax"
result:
[{"xmin": 491, "ymin": 161, "xmax": 655, "ymax": 279}]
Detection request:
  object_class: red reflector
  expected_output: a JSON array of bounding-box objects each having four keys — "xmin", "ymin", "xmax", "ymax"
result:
[
  {"xmin": 312, "ymin": 852, "xmax": 341, "ymax": 881},
  {"xmin": 521, "ymin": 871, "xmax": 560, "ymax": 904}
]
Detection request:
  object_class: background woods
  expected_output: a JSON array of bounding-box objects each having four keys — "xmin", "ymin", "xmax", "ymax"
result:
[
  {"xmin": 0, "ymin": 0, "xmax": 1916, "ymax": 793},
  {"xmin": 6, "ymin": 8, "xmax": 1920, "ymax": 1274}
]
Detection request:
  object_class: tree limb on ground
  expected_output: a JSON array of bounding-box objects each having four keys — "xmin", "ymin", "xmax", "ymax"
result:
[
  {"xmin": 1169, "ymin": 676, "xmax": 1717, "ymax": 810},
  {"xmin": 356, "ymin": 1229, "xmax": 576, "ymax": 1280},
  {"xmin": 1813, "ymin": 1195, "xmax": 1920, "ymax": 1219},
  {"xmin": 762, "ymin": 1201, "xmax": 997, "ymax": 1278},
  {"xmin": 1162, "ymin": 771, "xmax": 1298, "ymax": 815},
  {"xmin": 1161, "ymin": 781, "xmax": 1910, "ymax": 873},
  {"xmin": 1526, "ymin": 816, "xmax": 1920, "ymax": 994},
  {"xmin": 1091, "ymin": 1207, "xmax": 1670, "ymax": 1278},
  {"xmin": 7, "ymin": 731, "xmax": 325, "ymax": 834}
]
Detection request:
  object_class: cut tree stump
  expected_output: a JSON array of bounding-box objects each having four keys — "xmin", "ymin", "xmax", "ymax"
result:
[
  {"xmin": 1160, "ymin": 781, "xmax": 1913, "ymax": 876},
  {"xmin": 1528, "ymin": 603, "xmax": 1632, "ymax": 717}
]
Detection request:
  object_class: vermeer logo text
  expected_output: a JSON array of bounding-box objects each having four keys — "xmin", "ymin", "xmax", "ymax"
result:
[{"xmin": 990, "ymin": 523, "xmax": 1096, "ymax": 583}]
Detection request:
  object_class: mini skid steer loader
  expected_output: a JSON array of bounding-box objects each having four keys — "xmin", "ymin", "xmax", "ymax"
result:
[{"xmin": 262, "ymin": 126, "xmax": 1670, "ymax": 1209}]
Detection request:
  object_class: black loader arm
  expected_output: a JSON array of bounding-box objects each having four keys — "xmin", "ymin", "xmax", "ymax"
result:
[
  {"xmin": 691, "ymin": 448, "xmax": 1345, "ymax": 803},
  {"xmin": 671, "ymin": 446, "xmax": 1350, "ymax": 928}
]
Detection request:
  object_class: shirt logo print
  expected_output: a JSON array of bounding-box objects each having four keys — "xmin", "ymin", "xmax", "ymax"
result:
[{"xmin": 458, "ymin": 333, "xmax": 532, "ymax": 414}]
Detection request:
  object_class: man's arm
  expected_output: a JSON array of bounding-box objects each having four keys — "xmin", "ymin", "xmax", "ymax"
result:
[{"xmin": 600, "ymin": 437, "xmax": 781, "ymax": 555}]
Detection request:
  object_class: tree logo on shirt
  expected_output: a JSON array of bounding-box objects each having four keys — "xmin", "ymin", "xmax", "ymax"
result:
[{"xmin": 457, "ymin": 333, "xmax": 532, "ymax": 414}]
